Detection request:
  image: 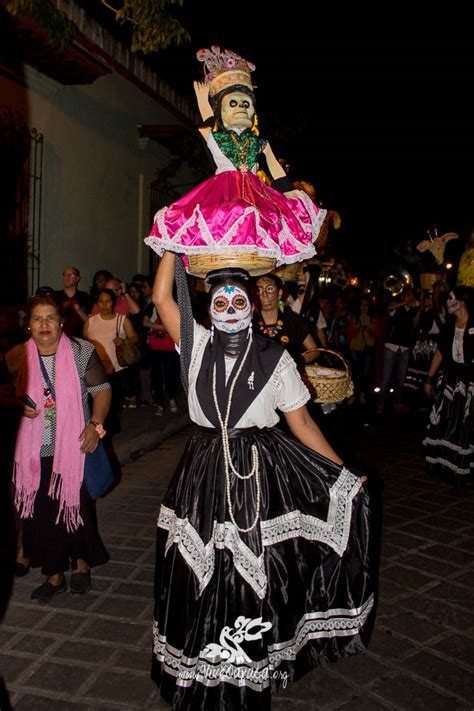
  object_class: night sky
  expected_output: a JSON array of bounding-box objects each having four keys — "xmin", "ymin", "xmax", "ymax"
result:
[{"xmin": 150, "ymin": 4, "xmax": 474, "ymax": 278}]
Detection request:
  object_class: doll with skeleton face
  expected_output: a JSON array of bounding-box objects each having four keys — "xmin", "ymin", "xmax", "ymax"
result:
[{"xmin": 145, "ymin": 46, "xmax": 327, "ymax": 274}]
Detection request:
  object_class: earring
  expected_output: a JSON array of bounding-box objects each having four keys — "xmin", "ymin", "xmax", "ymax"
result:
[
  {"xmin": 247, "ymin": 324, "xmax": 253, "ymax": 341},
  {"xmin": 27, "ymin": 326, "xmax": 31, "ymax": 331},
  {"xmin": 210, "ymin": 324, "xmax": 215, "ymax": 343},
  {"xmin": 213, "ymin": 118, "xmax": 219, "ymax": 132},
  {"xmin": 251, "ymin": 114, "xmax": 259, "ymax": 136}
]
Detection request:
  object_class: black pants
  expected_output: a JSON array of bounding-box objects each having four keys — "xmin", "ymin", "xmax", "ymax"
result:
[{"xmin": 149, "ymin": 350, "xmax": 180, "ymax": 406}]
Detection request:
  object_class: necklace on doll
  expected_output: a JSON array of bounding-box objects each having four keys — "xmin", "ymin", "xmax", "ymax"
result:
[{"xmin": 229, "ymin": 132, "xmax": 250, "ymax": 172}]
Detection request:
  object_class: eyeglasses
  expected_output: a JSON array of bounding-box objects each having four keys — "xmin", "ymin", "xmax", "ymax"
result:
[{"xmin": 31, "ymin": 315, "xmax": 60, "ymax": 324}]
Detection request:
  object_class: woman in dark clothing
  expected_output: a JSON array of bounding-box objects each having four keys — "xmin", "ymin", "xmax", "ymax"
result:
[
  {"xmin": 423, "ymin": 286, "xmax": 474, "ymax": 487},
  {"xmin": 149, "ymin": 252, "xmax": 374, "ymax": 710}
]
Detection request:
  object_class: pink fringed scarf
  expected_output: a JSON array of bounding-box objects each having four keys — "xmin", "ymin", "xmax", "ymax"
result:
[{"xmin": 13, "ymin": 334, "xmax": 85, "ymax": 532}]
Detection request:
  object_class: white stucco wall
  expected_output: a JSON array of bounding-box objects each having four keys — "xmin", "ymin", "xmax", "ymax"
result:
[{"xmin": 1, "ymin": 66, "xmax": 194, "ymax": 294}]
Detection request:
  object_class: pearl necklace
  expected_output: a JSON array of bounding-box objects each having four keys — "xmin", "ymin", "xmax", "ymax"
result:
[{"xmin": 212, "ymin": 331, "xmax": 261, "ymax": 533}]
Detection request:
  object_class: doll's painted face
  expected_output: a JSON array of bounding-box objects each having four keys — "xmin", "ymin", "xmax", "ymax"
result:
[
  {"xmin": 210, "ymin": 285, "xmax": 252, "ymax": 333},
  {"xmin": 221, "ymin": 92, "xmax": 254, "ymax": 130}
]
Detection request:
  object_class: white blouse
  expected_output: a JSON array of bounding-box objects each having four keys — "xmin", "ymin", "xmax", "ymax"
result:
[{"xmin": 186, "ymin": 323, "xmax": 310, "ymax": 428}]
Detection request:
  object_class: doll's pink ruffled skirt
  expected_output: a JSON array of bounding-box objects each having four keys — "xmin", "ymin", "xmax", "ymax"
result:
[{"xmin": 145, "ymin": 171, "xmax": 326, "ymax": 266}]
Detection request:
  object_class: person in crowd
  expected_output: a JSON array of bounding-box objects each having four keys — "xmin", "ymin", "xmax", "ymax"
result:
[
  {"xmin": 143, "ymin": 301, "xmax": 180, "ymax": 415},
  {"xmin": 348, "ymin": 295, "xmax": 376, "ymax": 406},
  {"xmin": 55, "ymin": 266, "xmax": 92, "ymax": 338},
  {"xmin": 376, "ymin": 288, "xmax": 421, "ymax": 413},
  {"xmin": 131, "ymin": 273, "xmax": 153, "ymax": 306},
  {"xmin": 403, "ymin": 284, "xmax": 447, "ymax": 408},
  {"xmin": 327, "ymin": 294, "xmax": 351, "ymax": 358},
  {"xmin": 90, "ymin": 278, "xmax": 140, "ymax": 317},
  {"xmin": 83, "ymin": 288, "xmax": 138, "ymax": 436},
  {"xmin": 288, "ymin": 264, "xmax": 328, "ymax": 347},
  {"xmin": 125, "ymin": 282, "xmax": 147, "ymax": 408},
  {"xmin": 90, "ymin": 270, "xmax": 114, "ymax": 304},
  {"xmin": 149, "ymin": 251, "xmax": 373, "ymax": 709},
  {"xmin": 252, "ymin": 272, "xmax": 320, "ymax": 370},
  {"xmin": 423, "ymin": 285, "xmax": 474, "ymax": 488},
  {"xmin": 7, "ymin": 294, "xmax": 111, "ymax": 602}
]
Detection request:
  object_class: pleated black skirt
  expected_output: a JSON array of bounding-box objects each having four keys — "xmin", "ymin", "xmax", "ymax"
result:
[
  {"xmin": 152, "ymin": 426, "xmax": 374, "ymax": 710},
  {"xmin": 423, "ymin": 365, "xmax": 474, "ymax": 484},
  {"xmin": 22, "ymin": 457, "xmax": 109, "ymax": 576}
]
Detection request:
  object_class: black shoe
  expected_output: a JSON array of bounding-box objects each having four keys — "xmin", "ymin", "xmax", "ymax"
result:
[
  {"xmin": 70, "ymin": 571, "xmax": 91, "ymax": 594},
  {"xmin": 31, "ymin": 577, "xmax": 67, "ymax": 603},
  {"xmin": 15, "ymin": 561, "xmax": 31, "ymax": 577}
]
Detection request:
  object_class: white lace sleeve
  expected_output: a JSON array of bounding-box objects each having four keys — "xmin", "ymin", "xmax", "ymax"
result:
[{"xmin": 271, "ymin": 350, "xmax": 311, "ymax": 412}]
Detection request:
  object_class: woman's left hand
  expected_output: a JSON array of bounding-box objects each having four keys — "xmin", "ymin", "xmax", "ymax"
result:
[{"xmin": 79, "ymin": 423, "xmax": 100, "ymax": 453}]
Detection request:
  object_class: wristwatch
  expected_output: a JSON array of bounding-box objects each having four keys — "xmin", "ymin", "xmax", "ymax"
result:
[{"xmin": 89, "ymin": 420, "xmax": 106, "ymax": 439}]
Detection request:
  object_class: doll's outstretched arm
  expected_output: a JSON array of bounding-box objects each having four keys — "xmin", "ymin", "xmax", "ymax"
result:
[
  {"xmin": 263, "ymin": 143, "xmax": 287, "ymax": 180},
  {"xmin": 194, "ymin": 81, "xmax": 213, "ymax": 121},
  {"xmin": 263, "ymin": 143, "xmax": 295, "ymax": 194}
]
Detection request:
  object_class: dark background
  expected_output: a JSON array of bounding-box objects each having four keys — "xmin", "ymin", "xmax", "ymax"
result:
[{"xmin": 83, "ymin": 2, "xmax": 474, "ymax": 278}]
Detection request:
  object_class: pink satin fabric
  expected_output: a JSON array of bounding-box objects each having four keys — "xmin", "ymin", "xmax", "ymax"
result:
[{"xmin": 145, "ymin": 171, "xmax": 326, "ymax": 266}]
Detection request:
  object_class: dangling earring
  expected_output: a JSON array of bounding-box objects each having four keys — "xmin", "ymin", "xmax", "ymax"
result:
[
  {"xmin": 210, "ymin": 324, "xmax": 215, "ymax": 343},
  {"xmin": 213, "ymin": 118, "xmax": 219, "ymax": 132},
  {"xmin": 247, "ymin": 323, "xmax": 253, "ymax": 342},
  {"xmin": 251, "ymin": 114, "xmax": 259, "ymax": 136}
]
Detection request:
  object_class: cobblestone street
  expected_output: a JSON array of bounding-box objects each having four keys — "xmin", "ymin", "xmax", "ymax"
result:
[{"xmin": 1, "ymin": 404, "xmax": 474, "ymax": 710}]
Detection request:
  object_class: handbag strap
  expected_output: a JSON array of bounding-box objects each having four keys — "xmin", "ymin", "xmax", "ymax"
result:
[
  {"xmin": 116, "ymin": 314, "xmax": 124, "ymax": 339},
  {"xmin": 38, "ymin": 350, "xmax": 56, "ymax": 401}
]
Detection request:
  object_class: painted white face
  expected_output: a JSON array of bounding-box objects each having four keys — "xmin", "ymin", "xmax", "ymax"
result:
[
  {"xmin": 447, "ymin": 291, "xmax": 460, "ymax": 314},
  {"xmin": 221, "ymin": 92, "xmax": 254, "ymax": 130},
  {"xmin": 210, "ymin": 285, "xmax": 252, "ymax": 333}
]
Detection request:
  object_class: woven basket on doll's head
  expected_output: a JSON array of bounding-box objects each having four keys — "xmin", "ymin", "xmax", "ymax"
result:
[
  {"xmin": 187, "ymin": 253, "xmax": 276, "ymax": 279},
  {"xmin": 303, "ymin": 348, "xmax": 354, "ymax": 404}
]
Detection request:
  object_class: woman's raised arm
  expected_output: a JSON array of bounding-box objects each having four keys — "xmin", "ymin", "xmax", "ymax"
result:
[{"xmin": 152, "ymin": 252, "xmax": 181, "ymax": 344}]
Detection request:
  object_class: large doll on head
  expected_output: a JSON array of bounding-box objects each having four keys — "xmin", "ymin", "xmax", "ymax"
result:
[{"xmin": 145, "ymin": 46, "xmax": 326, "ymax": 272}]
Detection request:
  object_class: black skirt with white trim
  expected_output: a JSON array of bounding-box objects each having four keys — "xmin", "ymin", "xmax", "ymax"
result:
[{"xmin": 152, "ymin": 425, "xmax": 374, "ymax": 710}]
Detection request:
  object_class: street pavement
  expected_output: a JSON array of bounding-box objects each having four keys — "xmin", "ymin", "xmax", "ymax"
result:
[{"xmin": 1, "ymin": 396, "xmax": 474, "ymax": 710}]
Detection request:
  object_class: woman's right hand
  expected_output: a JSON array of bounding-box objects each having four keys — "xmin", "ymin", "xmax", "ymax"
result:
[
  {"xmin": 22, "ymin": 404, "xmax": 39, "ymax": 418},
  {"xmin": 424, "ymin": 383, "xmax": 434, "ymax": 398}
]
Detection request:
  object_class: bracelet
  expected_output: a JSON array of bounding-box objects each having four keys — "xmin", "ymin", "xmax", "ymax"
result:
[
  {"xmin": 89, "ymin": 420, "xmax": 106, "ymax": 439},
  {"xmin": 425, "ymin": 376, "xmax": 434, "ymax": 385}
]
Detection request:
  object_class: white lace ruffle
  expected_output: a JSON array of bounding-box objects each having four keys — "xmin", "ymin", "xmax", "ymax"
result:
[
  {"xmin": 144, "ymin": 196, "xmax": 326, "ymax": 268},
  {"xmin": 261, "ymin": 467, "xmax": 361, "ymax": 557},
  {"xmin": 152, "ymin": 593, "xmax": 374, "ymax": 691},
  {"xmin": 157, "ymin": 467, "xmax": 361, "ymax": 598}
]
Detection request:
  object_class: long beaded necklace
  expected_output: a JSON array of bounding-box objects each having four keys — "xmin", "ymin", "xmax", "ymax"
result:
[
  {"xmin": 229, "ymin": 131, "xmax": 251, "ymax": 172},
  {"xmin": 227, "ymin": 131, "xmax": 282, "ymax": 225},
  {"xmin": 212, "ymin": 332, "xmax": 261, "ymax": 533}
]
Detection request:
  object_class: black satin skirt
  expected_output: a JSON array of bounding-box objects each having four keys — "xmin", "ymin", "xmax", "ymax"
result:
[{"xmin": 152, "ymin": 426, "xmax": 374, "ymax": 710}]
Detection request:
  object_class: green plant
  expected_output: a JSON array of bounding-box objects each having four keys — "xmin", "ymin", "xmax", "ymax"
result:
[{"xmin": 6, "ymin": 0, "xmax": 76, "ymax": 47}]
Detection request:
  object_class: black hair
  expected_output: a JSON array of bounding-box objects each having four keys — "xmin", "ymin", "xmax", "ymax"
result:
[
  {"xmin": 205, "ymin": 267, "xmax": 253, "ymax": 303},
  {"xmin": 96, "ymin": 287, "xmax": 117, "ymax": 308},
  {"xmin": 35, "ymin": 285, "xmax": 55, "ymax": 296},
  {"xmin": 452, "ymin": 285, "xmax": 474, "ymax": 311}
]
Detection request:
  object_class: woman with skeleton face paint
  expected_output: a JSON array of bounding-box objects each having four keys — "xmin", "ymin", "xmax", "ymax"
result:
[
  {"xmin": 423, "ymin": 285, "xmax": 474, "ymax": 487},
  {"xmin": 145, "ymin": 47, "xmax": 327, "ymax": 274},
  {"xmin": 149, "ymin": 252, "xmax": 374, "ymax": 710}
]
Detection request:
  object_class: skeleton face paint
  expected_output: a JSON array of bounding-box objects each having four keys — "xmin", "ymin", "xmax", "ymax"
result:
[
  {"xmin": 447, "ymin": 291, "xmax": 459, "ymax": 314},
  {"xmin": 210, "ymin": 285, "xmax": 252, "ymax": 333}
]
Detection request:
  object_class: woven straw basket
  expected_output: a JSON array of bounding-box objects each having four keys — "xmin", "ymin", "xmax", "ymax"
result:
[
  {"xmin": 303, "ymin": 348, "xmax": 354, "ymax": 404},
  {"xmin": 187, "ymin": 253, "xmax": 276, "ymax": 278}
]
